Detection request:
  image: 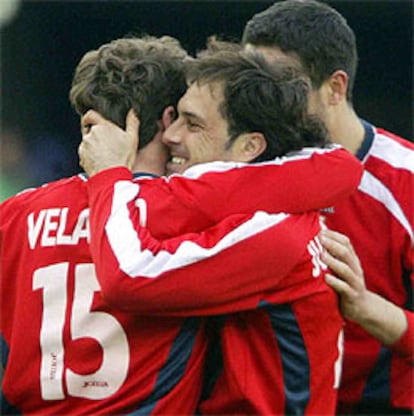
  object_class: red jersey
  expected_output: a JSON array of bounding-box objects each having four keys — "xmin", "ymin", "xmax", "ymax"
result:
[
  {"xmin": 0, "ymin": 146, "xmax": 361, "ymax": 414},
  {"xmin": 84, "ymin": 146, "xmax": 362, "ymax": 415},
  {"xmin": 0, "ymin": 176, "xmax": 207, "ymax": 415},
  {"xmin": 88, "ymin": 202, "xmax": 344, "ymax": 415},
  {"xmin": 324, "ymin": 122, "xmax": 414, "ymax": 412}
]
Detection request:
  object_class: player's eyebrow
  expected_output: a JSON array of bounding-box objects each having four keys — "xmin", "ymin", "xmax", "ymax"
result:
[{"xmin": 181, "ymin": 110, "xmax": 205, "ymax": 124}]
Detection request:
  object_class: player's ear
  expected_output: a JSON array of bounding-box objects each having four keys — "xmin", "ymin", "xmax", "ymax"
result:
[
  {"xmin": 326, "ymin": 70, "xmax": 348, "ymax": 105},
  {"xmin": 233, "ymin": 132, "xmax": 267, "ymax": 162},
  {"xmin": 160, "ymin": 106, "xmax": 176, "ymax": 130}
]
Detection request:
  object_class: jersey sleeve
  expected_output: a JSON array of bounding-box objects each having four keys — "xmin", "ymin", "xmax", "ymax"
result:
[
  {"xmin": 87, "ymin": 180, "xmax": 322, "ymax": 316},
  {"xmin": 166, "ymin": 145, "xmax": 363, "ymax": 222},
  {"xmin": 389, "ymin": 235, "xmax": 414, "ymax": 360},
  {"xmin": 86, "ymin": 145, "xmax": 362, "ymax": 240},
  {"xmin": 389, "ymin": 308, "xmax": 414, "ymax": 360},
  {"xmin": 85, "ymin": 145, "xmax": 359, "ymax": 316}
]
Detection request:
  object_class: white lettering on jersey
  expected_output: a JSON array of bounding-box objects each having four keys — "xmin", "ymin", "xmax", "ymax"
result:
[
  {"xmin": 135, "ymin": 198, "xmax": 147, "ymax": 227},
  {"xmin": 28, "ymin": 208, "xmax": 90, "ymax": 249},
  {"xmin": 33, "ymin": 262, "xmax": 129, "ymax": 400},
  {"xmin": 307, "ymin": 236, "xmax": 327, "ymax": 278}
]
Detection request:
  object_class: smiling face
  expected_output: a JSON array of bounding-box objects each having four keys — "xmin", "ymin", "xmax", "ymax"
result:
[{"xmin": 162, "ymin": 81, "xmax": 240, "ymax": 175}]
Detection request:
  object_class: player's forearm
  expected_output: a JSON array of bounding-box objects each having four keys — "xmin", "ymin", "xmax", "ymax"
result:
[
  {"xmin": 182, "ymin": 145, "xmax": 363, "ymax": 220},
  {"xmin": 85, "ymin": 166, "xmax": 327, "ymax": 316},
  {"xmin": 352, "ymin": 290, "xmax": 409, "ymax": 348},
  {"xmin": 93, "ymin": 211, "xmax": 290, "ymax": 315},
  {"xmin": 91, "ymin": 209, "xmax": 317, "ymax": 316}
]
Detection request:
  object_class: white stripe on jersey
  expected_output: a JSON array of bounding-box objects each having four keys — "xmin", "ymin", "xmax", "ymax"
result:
[
  {"xmin": 106, "ymin": 180, "xmax": 289, "ymax": 278},
  {"xmin": 369, "ymin": 133, "xmax": 414, "ymax": 173},
  {"xmin": 180, "ymin": 145, "xmax": 342, "ymax": 180},
  {"xmin": 105, "ymin": 180, "xmax": 142, "ymax": 273},
  {"xmin": 358, "ymin": 171, "xmax": 413, "ymax": 244}
]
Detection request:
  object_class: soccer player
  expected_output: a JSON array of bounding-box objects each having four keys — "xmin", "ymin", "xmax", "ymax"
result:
[
  {"xmin": 0, "ymin": 37, "xmax": 362, "ymax": 414},
  {"xmin": 0, "ymin": 35, "xmax": 204, "ymax": 415},
  {"xmin": 242, "ymin": 1, "xmax": 414, "ymax": 413},
  {"xmin": 80, "ymin": 46, "xmax": 360, "ymax": 414}
]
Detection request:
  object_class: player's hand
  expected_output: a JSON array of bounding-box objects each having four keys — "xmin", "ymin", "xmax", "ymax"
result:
[
  {"xmin": 320, "ymin": 229, "xmax": 409, "ymax": 345},
  {"xmin": 78, "ymin": 109, "xmax": 139, "ymax": 177},
  {"xmin": 320, "ymin": 229, "xmax": 368, "ymax": 321}
]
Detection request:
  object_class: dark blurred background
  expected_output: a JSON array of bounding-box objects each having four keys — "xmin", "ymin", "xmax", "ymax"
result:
[{"xmin": 1, "ymin": 0, "xmax": 413, "ymax": 200}]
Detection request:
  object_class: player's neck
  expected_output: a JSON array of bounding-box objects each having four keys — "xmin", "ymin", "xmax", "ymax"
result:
[
  {"xmin": 133, "ymin": 135, "xmax": 168, "ymax": 177},
  {"xmin": 329, "ymin": 104, "xmax": 365, "ymax": 156}
]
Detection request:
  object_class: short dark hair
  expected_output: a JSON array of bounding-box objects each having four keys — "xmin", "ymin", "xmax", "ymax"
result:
[
  {"xmin": 187, "ymin": 40, "xmax": 328, "ymax": 162},
  {"xmin": 242, "ymin": 0, "xmax": 358, "ymax": 102},
  {"xmin": 69, "ymin": 35, "xmax": 189, "ymax": 148}
]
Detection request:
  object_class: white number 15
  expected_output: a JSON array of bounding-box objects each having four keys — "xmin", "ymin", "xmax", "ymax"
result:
[{"xmin": 33, "ymin": 262, "xmax": 129, "ymax": 400}]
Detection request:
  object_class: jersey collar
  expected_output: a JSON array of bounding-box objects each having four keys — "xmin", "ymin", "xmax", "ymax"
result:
[{"xmin": 355, "ymin": 119, "xmax": 375, "ymax": 161}]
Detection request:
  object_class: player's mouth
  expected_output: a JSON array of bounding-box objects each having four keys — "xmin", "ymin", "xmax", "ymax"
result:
[
  {"xmin": 171, "ymin": 156, "xmax": 186, "ymax": 165},
  {"xmin": 166, "ymin": 155, "xmax": 188, "ymax": 175}
]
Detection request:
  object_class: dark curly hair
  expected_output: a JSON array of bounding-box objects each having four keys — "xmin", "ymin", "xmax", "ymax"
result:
[
  {"xmin": 187, "ymin": 39, "xmax": 328, "ymax": 161},
  {"xmin": 69, "ymin": 35, "xmax": 189, "ymax": 148}
]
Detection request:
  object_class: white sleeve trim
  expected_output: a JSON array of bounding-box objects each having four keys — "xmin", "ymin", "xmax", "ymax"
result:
[
  {"xmin": 105, "ymin": 181, "xmax": 289, "ymax": 279},
  {"xmin": 358, "ymin": 171, "xmax": 413, "ymax": 244},
  {"xmin": 180, "ymin": 145, "xmax": 343, "ymax": 180},
  {"xmin": 371, "ymin": 134, "xmax": 414, "ymax": 173}
]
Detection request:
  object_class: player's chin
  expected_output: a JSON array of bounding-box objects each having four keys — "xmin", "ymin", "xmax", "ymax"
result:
[{"xmin": 165, "ymin": 161, "xmax": 188, "ymax": 176}]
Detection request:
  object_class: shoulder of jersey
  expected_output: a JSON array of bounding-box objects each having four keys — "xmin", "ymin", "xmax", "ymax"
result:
[
  {"xmin": 375, "ymin": 128, "xmax": 414, "ymax": 151},
  {"xmin": 2, "ymin": 175, "xmax": 86, "ymax": 211}
]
